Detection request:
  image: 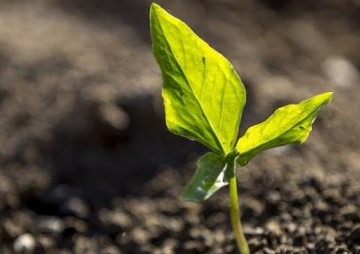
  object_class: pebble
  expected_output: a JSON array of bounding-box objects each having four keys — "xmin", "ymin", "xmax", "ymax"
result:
[
  {"xmin": 183, "ymin": 240, "xmax": 204, "ymax": 252},
  {"xmin": 246, "ymin": 227, "xmax": 265, "ymax": 237},
  {"xmin": 265, "ymin": 220, "xmax": 282, "ymax": 235},
  {"xmin": 341, "ymin": 205, "xmax": 360, "ymax": 222},
  {"xmin": 101, "ymin": 245, "xmax": 121, "ymax": 254},
  {"xmin": 335, "ymin": 244, "xmax": 351, "ymax": 254},
  {"xmin": 248, "ymin": 237, "xmax": 266, "ymax": 253},
  {"xmin": 262, "ymin": 247, "xmax": 276, "ymax": 254},
  {"xmin": 3, "ymin": 219, "xmax": 23, "ymax": 239},
  {"xmin": 99, "ymin": 209, "xmax": 132, "ymax": 232},
  {"xmin": 13, "ymin": 234, "xmax": 36, "ymax": 253},
  {"xmin": 132, "ymin": 228, "xmax": 150, "ymax": 244},
  {"xmin": 37, "ymin": 235, "xmax": 55, "ymax": 250},
  {"xmin": 322, "ymin": 56, "xmax": 359, "ymax": 88},
  {"xmin": 349, "ymin": 227, "xmax": 360, "ymax": 243},
  {"xmin": 38, "ymin": 216, "xmax": 64, "ymax": 235},
  {"xmin": 46, "ymin": 185, "xmax": 83, "ymax": 204},
  {"xmin": 60, "ymin": 197, "xmax": 89, "ymax": 219},
  {"xmin": 99, "ymin": 104, "xmax": 130, "ymax": 131},
  {"xmin": 64, "ymin": 217, "xmax": 87, "ymax": 234}
]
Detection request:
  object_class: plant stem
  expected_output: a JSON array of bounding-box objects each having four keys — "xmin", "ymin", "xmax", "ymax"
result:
[{"xmin": 229, "ymin": 176, "xmax": 250, "ymax": 254}]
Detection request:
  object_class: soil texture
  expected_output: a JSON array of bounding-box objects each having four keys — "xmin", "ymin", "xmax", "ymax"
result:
[{"xmin": 0, "ymin": 0, "xmax": 359, "ymax": 253}]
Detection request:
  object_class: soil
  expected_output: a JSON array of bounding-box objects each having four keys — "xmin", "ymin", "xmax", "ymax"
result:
[{"xmin": 0, "ymin": 0, "xmax": 360, "ymax": 253}]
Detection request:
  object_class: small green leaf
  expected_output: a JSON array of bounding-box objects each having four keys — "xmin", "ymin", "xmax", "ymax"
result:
[
  {"xmin": 236, "ymin": 92, "xmax": 333, "ymax": 166},
  {"xmin": 181, "ymin": 152, "xmax": 233, "ymax": 202},
  {"xmin": 150, "ymin": 3, "xmax": 246, "ymax": 155}
]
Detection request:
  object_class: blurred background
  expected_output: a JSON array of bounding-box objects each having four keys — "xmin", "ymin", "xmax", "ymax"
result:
[{"xmin": 0, "ymin": 0, "xmax": 359, "ymax": 253}]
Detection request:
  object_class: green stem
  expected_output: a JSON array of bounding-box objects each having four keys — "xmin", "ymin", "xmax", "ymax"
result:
[{"xmin": 229, "ymin": 176, "xmax": 250, "ymax": 254}]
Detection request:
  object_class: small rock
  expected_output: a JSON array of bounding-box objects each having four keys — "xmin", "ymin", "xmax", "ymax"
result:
[
  {"xmin": 74, "ymin": 236, "xmax": 95, "ymax": 253},
  {"xmin": 292, "ymin": 246, "xmax": 308, "ymax": 254},
  {"xmin": 183, "ymin": 240, "xmax": 205, "ymax": 252},
  {"xmin": 339, "ymin": 221, "xmax": 353, "ymax": 231},
  {"xmin": 101, "ymin": 245, "xmax": 121, "ymax": 254},
  {"xmin": 63, "ymin": 217, "xmax": 87, "ymax": 234},
  {"xmin": 3, "ymin": 219, "xmax": 24, "ymax": 240},
  {"xmin": 286, "ymin": 222, "xmax": 297, "ymax": 234},
  {"xmin": 161, "ymin": 239, "xmax": 178, "ymax": 252},
  {"xmin": 132, "ymin": 228, "xmax": 150, "ymax": 244},
  {"xmin": 164, "ymin": 217, "xmax": 183, "ymax": 233},
  {"xmin": 99, "ymin": 104, "xmax": 129, "ymax": 131},
  {"xmin": 46, "ymin": 185, "xmax": 83, "ymax": 204},
  {"xmin": 265, "ymin": 220, "xmax": 282, "ymax": 235},
  {"xmin": 213, "ymin": 229, "xmax": 226, "ymax": 243},
  {"xmin": 248, "ymin": 237, "xmax": 266, "ymax": 253},
  {"xmin": 246, "ymin": 227, "xmax": 264, "ymax": 237},
  {"xmin": 335, "ymin": 244, "xmax": 350, "ymax": 254},
  {"xmin": 13, "ymin": 234, "xmax": 36, "ymax": 253},
  {"xmin": 60, "ymin": 197, "xmax": 89, "ymax": 219},
  {"xmin": 306, "ymin": 242, "xmax": 315, "ymax": 251},
  {"xmin": 99, "ymin": 209, "xmax": 132, "ymax": 233},
  {"xmin": 38, "ymin": 216, "xmax": 64, "ymax": 235},
  {"xmin": 262, "ymin": 247, "xmax": 276, "ymax": 254},
  {"xmin": 116, "ymin": 232, "xmax": 131, "ymax": 245},
  {"xmin": 322, "ymin": 56, "xmax": 359, "ymax": 88},
  {"xmin": 37, "ymin": 235, "xmax": 55, "ymax": 250},
  {"xmin": 349, "ymin": 227, "xmax": 360, "ymax": 243},
  {"xmin": 341, "ymin": 205, "xmax": 360, "ymax": 222}
]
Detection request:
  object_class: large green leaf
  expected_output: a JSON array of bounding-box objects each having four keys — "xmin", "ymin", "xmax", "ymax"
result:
[
  {"xmin": 236, "ymin": 92, "xmax": 333, "ymax": 166},
  {"xmin": 181, "ymin": 152, "xmax": 234, "ymax": 202},
  {"xmin": 150, "ymin": 3, "xmax": 246, "ymax": 155}
]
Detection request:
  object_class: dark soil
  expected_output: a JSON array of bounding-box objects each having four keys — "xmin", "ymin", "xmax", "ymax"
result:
[{"xmin": 0, "ymin": 0, "xmax": 360, "ymax": 253}]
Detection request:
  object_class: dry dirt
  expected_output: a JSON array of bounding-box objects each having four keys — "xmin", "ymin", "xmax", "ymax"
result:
[{"xmin": 0, "ymin": 0, "xmax": 359, "ymax": 253}]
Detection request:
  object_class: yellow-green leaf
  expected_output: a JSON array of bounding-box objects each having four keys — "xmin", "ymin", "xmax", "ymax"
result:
[
  {"xmin": 236, "ymin": 92, "xmax": 333, "ymax": 166},
  {"xmin": 181, "ymin": 152, "xmax": 233, "ymax": 202},
  {"xmin": 150, "ymin": 3, "xmax": 246, "ymax": 155}
]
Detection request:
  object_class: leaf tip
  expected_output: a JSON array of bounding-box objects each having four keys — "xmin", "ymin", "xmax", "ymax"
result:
[
  {"xmin": 315, "ymin": 91, "xmax": 333, "ymax": 105},
  {"xmin": 150, "ymin": 3, "xmax": 159, "ymax": 12},
  {"xmin": 150, "ymin": 3, "xmax": 169, "ymax": 20},
  {"xmin": 150, "ymin": 2, "xmax": 160, "ymax": 20},
  {"xmin": 322, "ymin": 91, "xmax": 334, "ymax": 103}
]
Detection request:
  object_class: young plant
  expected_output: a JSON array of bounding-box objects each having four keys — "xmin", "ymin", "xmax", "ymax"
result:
[{"xmin": 150, "ymin": 3, "xmax": 333, "ymax": 254}]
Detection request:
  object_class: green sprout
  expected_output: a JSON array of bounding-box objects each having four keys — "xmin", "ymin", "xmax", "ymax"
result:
[{"xmin": 150, "ymin": 3, "xmax": 333, "ymax": 254}]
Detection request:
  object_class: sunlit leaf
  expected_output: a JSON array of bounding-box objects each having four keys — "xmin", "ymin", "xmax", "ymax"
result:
[
  {"xmin": 150, "ymin": 3, "xmax": 246, "ymax": 155},
  {"xmin": 236, "ymin": 92, "xmax": 333, "ymax": 166}
]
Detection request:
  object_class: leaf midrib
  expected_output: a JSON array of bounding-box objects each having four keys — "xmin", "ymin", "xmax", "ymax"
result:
[
  {"xmin": 154, "ymin": 13, "xmax": 227, "ymax": 155},
  {"xmin": 239, "ymin": 103, "xmax": 323, "ymax": 154}
]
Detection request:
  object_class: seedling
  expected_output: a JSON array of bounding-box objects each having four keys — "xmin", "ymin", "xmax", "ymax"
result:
[{"xmin": 150, "ymin": 3, "xmax": 332, "ymax": 254}]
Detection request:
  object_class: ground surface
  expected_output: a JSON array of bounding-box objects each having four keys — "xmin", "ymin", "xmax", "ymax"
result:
[{"xmin": 0, "ymin": 0, "xmax": 360, "ymax": 253}]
